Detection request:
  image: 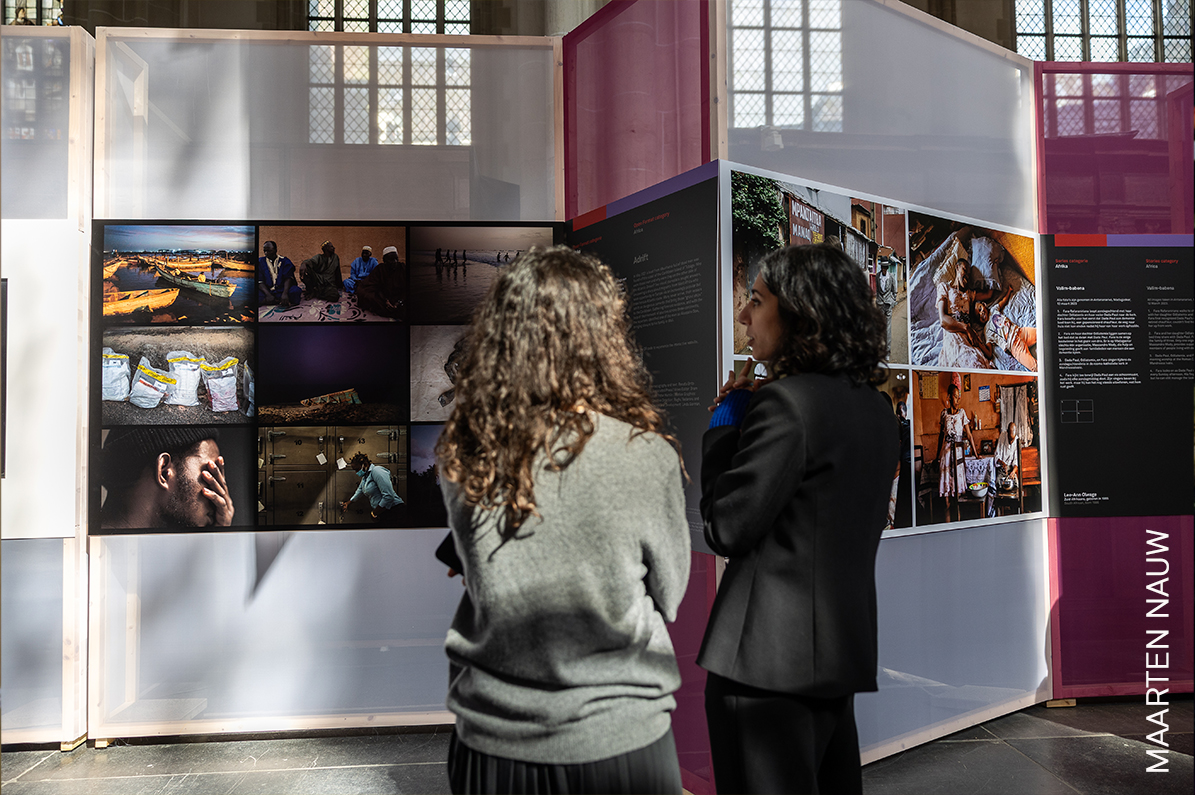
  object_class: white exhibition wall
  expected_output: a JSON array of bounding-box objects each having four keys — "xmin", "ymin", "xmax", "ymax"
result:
[
  {"xmin": 726, "ymin": 0, "xmax": 1037, "ymax": 232},
  {"xmin": 861, "ymin": 518, "xmax": 1050, "ymax": 760},
  {"xmin": 1, "ymin": 25, "xmax": 93, "ymax": 745},
  {"xmin": 89, "ymin": 530, "xmax": 462, "ymax": 735}
]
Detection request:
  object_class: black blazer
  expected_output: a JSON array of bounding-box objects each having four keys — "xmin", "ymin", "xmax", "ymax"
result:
[{"xmin": 697, "ymin": 373, "xmax": 899, "ymax": 698}]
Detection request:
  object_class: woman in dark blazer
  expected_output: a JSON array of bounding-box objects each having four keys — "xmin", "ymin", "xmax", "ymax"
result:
[{"xmin": 700, "ymin": 244, "xmax": 899, "ymax": 794}]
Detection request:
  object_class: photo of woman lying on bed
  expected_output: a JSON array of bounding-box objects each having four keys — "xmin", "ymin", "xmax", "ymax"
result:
[{"xmin": 907, "ymin": 215, "xmax": 1038, "ymax": 372}]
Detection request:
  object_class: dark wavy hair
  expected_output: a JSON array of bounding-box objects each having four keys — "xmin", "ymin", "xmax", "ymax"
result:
[
  {"xmin": 436, "ymin": 246, "xmax": 679, "ymax": 536},
  {"xmin": 756, "ymin": 243, "xmax": 888, "ymax": 386}
]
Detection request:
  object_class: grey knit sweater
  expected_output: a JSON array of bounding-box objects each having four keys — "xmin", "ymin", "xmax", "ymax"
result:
[{"xmin": 441, "ymin": 415, "xmax": 691, "ymax": 764}]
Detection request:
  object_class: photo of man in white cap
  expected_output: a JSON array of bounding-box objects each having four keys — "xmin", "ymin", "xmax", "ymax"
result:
[
  {"xmin": 355, "ymin": 245, "xmax": 407, "ymax": 320},
  {"xmin": 344, "ymin": 245, "xmax": 379, "ymax": 294}
]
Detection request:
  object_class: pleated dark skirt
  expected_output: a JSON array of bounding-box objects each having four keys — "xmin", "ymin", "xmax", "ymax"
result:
[{"xmin": 447, "ymin": 727, "xmax": 683, "ymax": 795}]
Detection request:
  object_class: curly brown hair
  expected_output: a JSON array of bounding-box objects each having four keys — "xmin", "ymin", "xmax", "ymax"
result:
[
  {"xmin": 756, "ymin": 243, "xmax": 888, "ymax": 386},
  {"xmin": 435, "ymin": 245, "xmax": 679, "ymax": 537}
]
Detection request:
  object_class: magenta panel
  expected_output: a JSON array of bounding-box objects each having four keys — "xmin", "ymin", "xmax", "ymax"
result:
[
  {"xmin": 667, "ymin": 551, "xmax": 716, "ymax": 795},
  {"xmin": 1050, "ymin": 516, "xmax": 1193, "ymax": 698},
  {"xmin": 1038, "ymin": 64, "xmax": 1193, "ymax": 235},
  {"xmin": 564, "ymin": 0, "xmax": 710, "ymax": 219}
]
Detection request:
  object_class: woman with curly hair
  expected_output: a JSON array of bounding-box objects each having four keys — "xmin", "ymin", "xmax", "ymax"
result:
[
  {"xmin": 701, "ymin": 244, "xmax": 899, "ymax": 794},
  {"xmin": 435, "ymin": 246, "xmax": 690, "ymax": 794}
]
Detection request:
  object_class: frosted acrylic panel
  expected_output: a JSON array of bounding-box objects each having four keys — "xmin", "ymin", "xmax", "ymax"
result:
[
  {"xmin": 0, "ymin": 32, "xmax": 70, "ymax": 218},
  {"xmin": 857, "ymin": 520, "xmax": 1050, "ymax": 755},
  {"xmin": 99, "ymin": 35, "xmax": 555, "ymax": 221},
  {"xmin": 1, "ymin": 538, "xmax": 65, "ymax": 740},
  {"xmin": 91, "ymin": 530, "xmax": 463, "ymax": 733},
  {"xmin": 565, "ymin": 0, "xmax": 708, "ymax": 218},
  {"xmin": 727, "ymin": 0, "xmax": 1036, "ymax": 231}
]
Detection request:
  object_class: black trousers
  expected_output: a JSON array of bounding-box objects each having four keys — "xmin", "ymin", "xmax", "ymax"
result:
[
  {"xmin": 705, "ymin": 672, "xmax": 862, "ymax": 795},
  {"xmin": 448, "ymin": 727, "xmax": 682, "ymax": 795}
]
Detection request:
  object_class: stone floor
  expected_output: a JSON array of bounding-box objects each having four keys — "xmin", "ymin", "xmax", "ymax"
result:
[{"xmin": 1, "ymin": 697, "xmax": 1190, "ymax": 794}]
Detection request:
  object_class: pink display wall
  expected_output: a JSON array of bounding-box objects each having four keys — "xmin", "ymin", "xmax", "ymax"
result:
[
  {"xmin": 1050, "ymin": 517, "xmax": 1193, "ymax": 698},
  {"xmin": 1039, "ymin": 63, "xmax": 1194, "ymax": 699},
  {"xmin": 563, "ymin": 0, "xmax": 710, "ymax": 219},
  {"xmin": 1036, "ymin": 63, "xmax": 1193, "ymax": 235}
]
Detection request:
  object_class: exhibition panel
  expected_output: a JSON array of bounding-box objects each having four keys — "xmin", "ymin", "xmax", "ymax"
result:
[
  {"xmin": 719, "ymin": 158, "xmax": 1052, "ymax": 759},
  {"xmin": 0, "ymin": 24, "xmax": 93, "ymax": 747},
  {"xmin": 723, "ymin": 0, "xmax": 1038, "ymax": 232},
  {"xmin": 94, "ymin": 29, "xmax": 562, "ymax": 222},
  {"xmin": 722, "ymin": 161, "xmax": 1046, "ymax": 537},
  {"xmin": 1037, "ymin": 62, "xmax": 1194, "ymax": 700}
]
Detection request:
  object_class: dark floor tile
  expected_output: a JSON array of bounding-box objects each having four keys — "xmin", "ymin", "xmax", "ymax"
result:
[
  {"xmin": 863, "ymin": 738, "xmax": 1078, "ymax": 795},
  {"xmin": 936, "ymin": 724, "xmax": 997, "ymax": 742},
  {"xmin": 14, "ymin": 731, "xmax": 450, "ymax": 782},
  {"xmin": 0, "ymin": 750, "xmax": 57, "ymax": 783},
  {"xmin": 982, "ymin": 711, "xmax": 1098, "ymax": 740},
  {"xmin": 1028, "ymin": 700, "xmax": 1193, "ymax": 739},
  {"xmin": 1007, "ymin": 735, "xmax": 1194, "ymax": 795},
  {"xmin": 0, "ymin": 761, "xmax": 450, "ymax": 795},
  {"xmin": 1121, "ymin": 732, "xmax": 1194, "ymax": 758}
]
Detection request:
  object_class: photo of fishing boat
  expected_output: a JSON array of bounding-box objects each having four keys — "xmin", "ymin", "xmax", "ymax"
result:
[
  {"xmin": 102, "ymin": 288, "xmax": 180, "ymax": 316},
  {"xmin": 101, "ymin": 224, "xmax": 256, "ymax": 324},
  {"xmin": 153, "ymin": 261, "xmax": 237, "ymax": 298}
]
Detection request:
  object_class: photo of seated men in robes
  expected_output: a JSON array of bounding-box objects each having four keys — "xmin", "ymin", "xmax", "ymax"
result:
[
  {"xmin": 257, "ymin": 227, "xmax": 407, "ymax": 322},
  {"xmin": 257, "ymin": 240, "xmax": 301, "ymax": 308},
  {"xmin": 99, "ymin": 426, "xmax": 251, "ymax": 531}
]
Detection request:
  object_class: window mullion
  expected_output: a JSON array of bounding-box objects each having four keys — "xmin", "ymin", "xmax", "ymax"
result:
[
  {"xmin": 1079, "ymin": 0, "xmax": 1090, "ymax": 60},
  {"xmin": 437, "ymin": 48, "xmax": 446, "ymax": 144},
  {"xmin": 370, "ymin": 0, "xmax": 378, "ymax": 31},
  {"xmin": 403, "ymin": 0, "xmax": 412, "ymax": 33},
  {"xmin": 1116, "ymin": 0, "xmax": 1126, "ymax": 61},
  {"xmin": 335, "ymin": 44, "xmax": 345, "ymax": 144},
  {"xmin": 335, "ymin": 0, "xmax": 344, "ymax": 32},
  {"xmin": 763, "ymin": 0, "xmax": 772, "ymax": 125},
  {"xmin": 370, "ymin": 45, "xmax": 379, "ymax": 145},
  {"xmin": 1045, "ymin": 1, "xmax": 1055, "ymax": 60},
  {"xmin": 403, "ymin": 45, "xmax": 412, "ymax": 144},
  {"xmin": 1152, "ymin": 0, "xmax": 1163, "ymax": 61},
  {"xmin": 803, "ymin": 8, "xmax": 812, "ymax": 131}
]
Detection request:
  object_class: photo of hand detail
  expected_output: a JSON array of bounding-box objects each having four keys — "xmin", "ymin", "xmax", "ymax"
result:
[{"xmin": 98, "ymin": 425, "xmax": 252, "ymax": 531}]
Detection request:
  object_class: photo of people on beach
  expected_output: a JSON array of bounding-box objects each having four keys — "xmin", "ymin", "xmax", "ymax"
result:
[
  {"xmin": 256, "ymin": 225, "xmax": 407, "ymax": 322},
  {"xmin": 408, "ymin": 226, "xmax": 555, "ymax": 324},
  {"xmin": 101, "ymin": 328, "xmax": 254, "ymax": 425},
  {"xmin": 97, "ymin": 425, "xmax": 253, "ymax": 532},
  {"xmin": 256, "ymin": 325, "xmax": 409, "ymax": 425},
  {"xmin": 258, "ymin": 424, "xmax": 408, "ymax": 527},
  {"xmin": 911, "ymin": 370, "xmax": 1041, "ymax": 527},
  {"xmin": 101, "ymin": 225, "xmax": 257, "ymax": 325},
  {"xmin": 908, "ymin": 214, "xmax": 1038, "ymax": 372}
]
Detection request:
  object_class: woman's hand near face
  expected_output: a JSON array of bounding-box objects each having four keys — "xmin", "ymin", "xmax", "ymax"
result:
[{"xmin": 710, "ymin": 358, "xmax": 759, "ymax": 411}]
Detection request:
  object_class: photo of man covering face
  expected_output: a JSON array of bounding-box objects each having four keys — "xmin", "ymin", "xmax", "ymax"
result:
[{"xmin": 99, "ymin": 426, "xmax": 250, "ymax": 531}]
